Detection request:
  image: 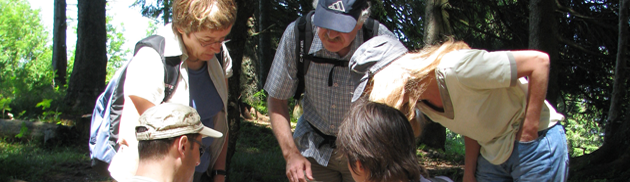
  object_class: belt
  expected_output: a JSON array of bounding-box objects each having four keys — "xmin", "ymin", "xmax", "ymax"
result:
[{"xmin": 307, "ymin": 122, "xmax": 337, "ymax": 149}]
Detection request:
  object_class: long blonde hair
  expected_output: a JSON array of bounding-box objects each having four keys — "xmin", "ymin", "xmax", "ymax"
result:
[{"xmin": 367, "ymin": 39, "xmax": 470, "ymax": 135}]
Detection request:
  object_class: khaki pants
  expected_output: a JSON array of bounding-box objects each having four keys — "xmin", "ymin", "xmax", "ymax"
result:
[{"xmin": 307, "ymin": 148, "xmax": 355, "ymax": 182}]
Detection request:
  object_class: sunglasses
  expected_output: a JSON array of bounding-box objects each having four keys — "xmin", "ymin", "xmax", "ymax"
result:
[{"xmin": 189, "ymin": 137, "xmax": 208, "ymax": 157}]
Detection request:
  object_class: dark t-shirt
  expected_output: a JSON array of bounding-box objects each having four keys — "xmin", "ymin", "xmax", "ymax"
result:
[{"xmin": 188, "ymin": 62, "xmax": 223, "ymax": 172}]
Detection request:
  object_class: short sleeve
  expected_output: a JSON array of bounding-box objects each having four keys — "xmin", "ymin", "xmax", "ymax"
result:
[
  {"xmin": 263, "ymin": 21, "xmax": 300, "ymax": 100},
  {"xmin": 123, "ymin": 47, "xmax": 166, "ymax": 105},
  {"xmin": 443, "ymin": 49, "xmax": 517, "ymax": 89}
]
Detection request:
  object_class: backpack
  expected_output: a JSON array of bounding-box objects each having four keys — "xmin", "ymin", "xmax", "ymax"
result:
[
  {"xmin": 89, "ymin": 35, "xmax": 182, "ymax": 165},
  {"xmin": 293, "ymin": 10, "xmax": 380, "ymax": 100}
]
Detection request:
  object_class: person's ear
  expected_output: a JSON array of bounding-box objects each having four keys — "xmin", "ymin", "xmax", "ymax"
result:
[
  {"xmin": 354, "ymin": 160, "xmax": 365, "ymax": 174},
  {"xmin": 177, "ymin": 135, "xmax": 189, "ymax": 155},
  {"xmin": 176, "ymin": 27, "xmax": 188, "ymax": 37}
]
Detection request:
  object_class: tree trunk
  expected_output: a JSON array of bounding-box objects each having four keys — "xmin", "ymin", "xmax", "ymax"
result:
[
  {"xmin": 225, "ymin": 0, "xmax": 256, "ymax": 175},
  {"xmin": 423, "ymin": 0, "xmax": 450, "ymax": 46},
  {"xmin": 52, "ymin": 0, "xmax": 67, "ymax": 87},
  {"xmin": 163, "ymin": 0, "xmax": 170, "ymax": 25},
  {"xmin": 64, "ymin": 0, "xmax": 107, "ymax": 115},
  {"xmin": 529, "ymin": 0, "xmax": 559, "ymax": 107},
  {"xmin": 257, "ymin": 0, "xmax": 272, "ymax": 88},
  {"xmin": 570, "ymin": 0, "xmax": 630, "ymax": 180},
  {"xmin": 605, "ymin": 0, "xmax": 629, "ymax": 145},
  {"xmin": 419, "ymin": 0, "xmax": 448, "ymax": 150}
]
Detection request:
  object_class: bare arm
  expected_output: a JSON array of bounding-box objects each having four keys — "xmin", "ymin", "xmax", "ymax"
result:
[
  {"xmin": 268, "ymin": 97, "xmax": 312, "ymax": 182},
  {"xmin": 512, "ymin": 51, "xmax": 550, "ymax": 142},
  {"xmin": 463, "ymin": 136, "xmax": 480, "ymax": 182},
  {"xmin": 129, "ymin": 95, "xmax": 155, "ymax": 115},
  {"xmin": 117, "ymin": 96, "xmax": 156, "ymax": 144},
  {"xmin": 212, "ymin": 134, "xmax": 228, "ymax": 182}
]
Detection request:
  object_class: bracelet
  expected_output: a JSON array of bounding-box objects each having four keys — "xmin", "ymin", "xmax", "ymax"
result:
[{"xmin": 210, "ymin": 170, "xmax": 227, "ymax": 178}]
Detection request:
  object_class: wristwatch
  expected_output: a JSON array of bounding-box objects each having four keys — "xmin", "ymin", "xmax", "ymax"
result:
[{"xmin": 210, "ymin": 169, "xmax": 227, "ymax": 178}]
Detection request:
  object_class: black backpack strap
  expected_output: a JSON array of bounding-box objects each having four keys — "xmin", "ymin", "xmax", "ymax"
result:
[
  {"xmin": 133, "ymin": 35, "xmax": 182, "ymax": 104},
  {"xmin": 162, "ymin": 56, "xmax": 181, "ymax": 103},
  {"xmin": 294, "ymin": 10, "xmax": 316, "ymax": 100},
  {"xmin": 215, "ymin": 45, "xmax": 224, "ymax": 69},
  {"xmin": 362, "ymin": 18, "xmax": 379, "ymax": 41},
  {"xmin": 293, "ymin": 12, "xmax": 378, "ymax": 100}
]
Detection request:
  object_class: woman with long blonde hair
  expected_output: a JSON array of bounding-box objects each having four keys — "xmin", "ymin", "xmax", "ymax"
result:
[{"xmin": 349, "ymin": 36, "xmax": 568, "ymax": 182}]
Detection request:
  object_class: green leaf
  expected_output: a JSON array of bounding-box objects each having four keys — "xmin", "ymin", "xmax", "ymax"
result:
[
  {"xmin": 35, "ymin": 99, "xmax": 53, "ymax": 110},
  {"xmin": 15, "ymin": 122, "xmax": 29, "ymax": 138}
]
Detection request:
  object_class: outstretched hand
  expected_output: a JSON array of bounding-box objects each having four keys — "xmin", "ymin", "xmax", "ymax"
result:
[{"xmin": 285, "ymin": 152, "xmax": 313, "ymax": 182}]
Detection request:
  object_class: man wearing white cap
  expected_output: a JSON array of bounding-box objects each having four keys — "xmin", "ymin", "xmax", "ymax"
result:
[{"xmin": 120, "ymin": 103, "xmax": 223, "ymax": 182}]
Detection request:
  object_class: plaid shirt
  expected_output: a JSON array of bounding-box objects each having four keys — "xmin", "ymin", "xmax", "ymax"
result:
[{"xmin": 264, "ymin": 16, "xmax": 395, "ymax": 166}]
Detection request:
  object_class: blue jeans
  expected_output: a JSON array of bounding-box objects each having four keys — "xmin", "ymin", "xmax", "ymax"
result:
[{"xmin": 476, "ymin": 124, "xmax": 569, "ymax": 182}]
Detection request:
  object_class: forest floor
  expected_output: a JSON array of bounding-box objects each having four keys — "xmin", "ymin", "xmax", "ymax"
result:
[{"xmin": 0, "ymin": 114, "xmax": 464, "ymax": 182}]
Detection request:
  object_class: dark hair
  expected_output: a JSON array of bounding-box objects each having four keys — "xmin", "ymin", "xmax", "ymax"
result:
[
  {"xmin": 337, "ymin": 100, "xmax": 427, "ymax": 182},
  {"xmin": 138, "ymin": 133, "xmax": 200, "ymax": 160}
]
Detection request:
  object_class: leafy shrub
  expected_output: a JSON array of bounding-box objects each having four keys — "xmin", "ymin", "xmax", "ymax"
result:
[{"xmin": 0, "ymin": 0, "xmax": 64, "ymax": 120}]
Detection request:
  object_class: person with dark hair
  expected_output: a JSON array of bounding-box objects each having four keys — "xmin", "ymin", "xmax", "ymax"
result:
[
  {"xmin": 119, "ymin": 103, "xmax": 223, "ymax": 182},
  {"xmin": 350, "ymin": 35, "xmax": 569, "ymax": 182},
  {"xmin": 337, "ymin": 100, "xmax": 452, "ymax": 182},
  {"xmin": 264, "ymin": 0, "xmax": 397, "ymax": 181}
]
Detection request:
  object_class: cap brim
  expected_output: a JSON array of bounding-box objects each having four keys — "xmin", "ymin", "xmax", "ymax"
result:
[
  {"xmin": 313, "ymin": 6, "xmax": 357, "ymax": 33},
  {"xmin": 199, "ymin": 126, "xmax": 223, "ymax": 138},
  {"xmin": 352, "ymin": 76, "xmax": 369, "ymax": 102}
]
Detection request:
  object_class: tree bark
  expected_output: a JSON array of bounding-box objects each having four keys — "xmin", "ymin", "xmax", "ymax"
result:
[
  {"xmin": 52, "ymin": 0, "xmax": 67, "ymax": 87},
  {"xmin": 257, "ymin": 0, "xmax": 272, "ymax": 88},
  {"xmin": 423, "ymin": 0, "xmax": 450, "ymax": 46},
  {"xmin": 529, "ymin": 0, "xmax": 559, "ymax": 107},
  {"xmin": 420, "ymin": 0, "xmax": 448, "ymax": 150},
  {"xmin": 605, "ymin": 0, "xmax": 629, "ymax": 144},
  {"xmin": 225, "ymin": 0, "xmax": 256, "ymax": 175},
  {"xmin": 64, "ymin": 0, "xmax": 107, "ymax": 115}
]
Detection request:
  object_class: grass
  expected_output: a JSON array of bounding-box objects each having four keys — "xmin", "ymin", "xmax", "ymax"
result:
[
  {"xmin": 228, "ymin": 120, "xmax": 288, "ymax": 182},
  {"xmin": 0, "ymin": 139, "xmax": 105, "ymax": 182}
]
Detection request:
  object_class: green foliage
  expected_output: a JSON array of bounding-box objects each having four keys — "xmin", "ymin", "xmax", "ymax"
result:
[
  {"xmin": 251, "ymin": 90, "xmax": 268, "ymax": 115},
  {"xmin": 444, "ymin": 129, "xmax": 465, "ymax": 157},
  {"xmin": 416, "ymin": 129, "xmax": 465, "ymax": 163},
  {"xmin": 0, "ymin": 94, "xmax": 11, "ymax": 118},
  {"xmin": 565, "ymin": 115, "xmax": 604, "ymax": 157},
  {"xmin": 131, "ymin": 0, "xmax": 172, "ymax": 25},
  {"xmin": 35, "ymin": 99, "xmax": 52, "ymax": 110},
  {"xmin": 246, "ymin": 89, "xmax": 299, "ymax": 124},
  {"xmin": 105, "ymin": 16, "xmax": 131, "ymax": 83},
  {"xmin": 0, "ymin": 0, "xmax": 65, "ymax": 120},
  {"xmin": 370, "ymin": 0, "xmax": 426, "ymax": 49},
  {"xmin": 14, "ymin": 122, "xmax": 29, "ymax": 139},
  {"xmin": 146, "ymin": 20, "xmax": 159, "ymax": 36},
  {"xmin": 36, "ymin": 99, "xmax": 62, "ymax": 123}
]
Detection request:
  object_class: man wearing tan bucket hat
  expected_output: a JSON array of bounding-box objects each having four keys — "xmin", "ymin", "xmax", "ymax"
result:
[{"xmin": 120, "ymin": 103, "xmax": 223, "ymax": 182}]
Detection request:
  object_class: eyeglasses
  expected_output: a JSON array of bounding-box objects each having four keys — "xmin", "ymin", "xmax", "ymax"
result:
[
  {"xmin": 192, "ymin": 33, "xmax": 230, "ymax": 47},
  {"xmin": 189, "ymin": 137, "xmax": 207, "ymax": 157}
]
